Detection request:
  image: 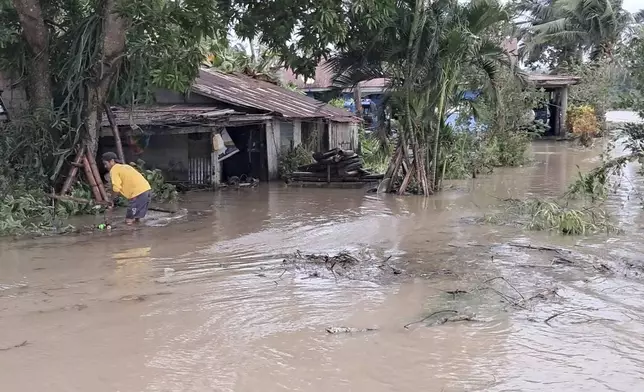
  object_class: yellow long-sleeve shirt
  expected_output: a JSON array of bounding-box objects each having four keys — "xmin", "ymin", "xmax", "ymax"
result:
[{"xmin": 109, "ymin": 164, "xmax": 151, "ymax": 199}]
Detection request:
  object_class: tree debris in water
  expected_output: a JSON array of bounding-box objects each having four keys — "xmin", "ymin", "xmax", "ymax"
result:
[
  {"xmin": 326, "ymin": 327, "xmax": 379, "ymax": 334},
  {"xmin": 404, "ymin": 310, "xmax": 478, "ymax": 329},
  {"xmin": 281, "ymin": 251, "xmax": 405, "ymax": 283},
  {"xmin": 544, "ymin": 307, "xmax": 600, "ymax": 326},
  {"xmin": 0, "ymin": 340, "xmax": 29, "ymax": 352}
]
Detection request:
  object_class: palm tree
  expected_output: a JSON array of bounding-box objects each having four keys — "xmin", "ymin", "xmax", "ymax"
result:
[
  {"xmin": 328, "ymin": 0, "xmax": 517, "ymax": 194},
  {"xmin": 518, "ymin": 0, "xmax": 632, "ymax": 68}
]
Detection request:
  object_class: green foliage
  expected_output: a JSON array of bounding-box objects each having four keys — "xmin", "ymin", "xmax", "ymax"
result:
[
  {"xmin": 278, "ymin": 146, "xmax": 314, "ymax": 179},
  {"xmin": 129, "ymin": 160, "xmax": 178, "ymax": 203},
  {"xmin": 518, "ymin": 0, "xmax": 632, "ymax": 68},
  {"xmin": 561, "ymin": 60, "xmax": 619, "ymax": 129},
  {"xmin": 486, "ymin": 130, "xmax": 534, "ymax": 167},
  {"xmin": 622, "ymin": 25, "xmax": 644, "ymax": 118},
  {"xmin": 328, "ymin": 98, "xmax": 346, "ymax": 109},
  {"xmin": 329, "ymin": 0, "xmax": 518, "ymax": 190},
  {"xmin": 0, "ymin": 113, "xmax": 66, "ymax": 196},
  {"xmin": 202, "ymin": 39, "xmax": 285, "ymax": 84},
  {"xmin": 230, "ymin": 0, "xmax": 393, "ymax": 77},
  {"xmin": 359, "ymin": 130, "xmax": 392, "ymax": 174},
  {"xmin": 0, "ymin": 183, "xmax": 98, "ymax": 237}
]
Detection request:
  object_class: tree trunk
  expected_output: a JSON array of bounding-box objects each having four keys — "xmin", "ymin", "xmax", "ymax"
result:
[
  {"xmin": 12, "ymin": 0, "xmax": 53, "ymax": 112},
  {"xmin": 432, "ymin": 78, "xmax": 448, "ymax": 189},
  {"xmin": 354, "ymin": 84, "xmax": 363, "ymax": 116},
  {"xmin": 84, "ymin": 0, "xmax": 129, "ymax": 155}
]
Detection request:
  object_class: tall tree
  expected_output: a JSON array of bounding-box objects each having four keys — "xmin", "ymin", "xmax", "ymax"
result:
[
  {"xmin": 517, "ymin": 0, "xmax": 632, "ymax": 68},
  {"xmin": 329, "ymin": 0, "xmax": 517, "ymax": 193}
]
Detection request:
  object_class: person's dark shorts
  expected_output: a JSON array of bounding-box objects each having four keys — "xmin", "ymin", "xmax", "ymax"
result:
[{"xmin": 126, "ymin": 191, "xmax": 151, "ymax": 220}]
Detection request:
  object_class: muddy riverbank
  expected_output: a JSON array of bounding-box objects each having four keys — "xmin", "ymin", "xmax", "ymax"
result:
[{"xmin": 2, "ymin": 120, "xmax": 644, "ymax": 391}]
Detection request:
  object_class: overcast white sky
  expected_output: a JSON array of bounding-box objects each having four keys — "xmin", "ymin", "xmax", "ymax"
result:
[{"xmin": 624, "ymin": 0, "xmax": 642, "ymax": 13}]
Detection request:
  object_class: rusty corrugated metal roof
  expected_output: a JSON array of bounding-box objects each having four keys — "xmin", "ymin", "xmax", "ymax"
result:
[
  {"xmin": 101, "ymin": 105, "xmax": 237, "ymax": 127},
  {"xmin": 193, "ymin": 69, "xmax": 359, "ymax": 123}
]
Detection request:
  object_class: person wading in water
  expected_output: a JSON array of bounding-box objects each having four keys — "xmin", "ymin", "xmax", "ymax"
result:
[{"xmin": 102, "ymin": 152, "xmax": 152, "ymax": 225}]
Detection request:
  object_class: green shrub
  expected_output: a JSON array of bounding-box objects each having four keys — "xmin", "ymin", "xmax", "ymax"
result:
[
  {"xmin": 359, "ymin": 129, "xmax": 392, "ymax": 174},
  {"xmin": 129, "ymin": 160, "xmax": 178, "ymax": 202},
  {"xmin": 278, "ymin": 146, "xmax": 313, "ymax": 179}
]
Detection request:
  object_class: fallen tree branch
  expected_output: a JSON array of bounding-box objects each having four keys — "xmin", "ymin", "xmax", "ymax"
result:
[
  {"xmin": 482, "ymin": 276, "xmax": 525, "ymax": 300},
  {"xmin": 544, "ymin": 307, "xmax": 599, "ymax": 326},
  {"xmin": 0, "ymin": 340, "xmax": 28, "ymax": 351},
  {"xmin": 404, "ymin": 310, "xmax": 458, "ymax": 329},
  {"xmin": 326, "ymin": 327, "xmax": 379, "ymax": 334},
  {"xmin": 508, "ymin": 243, "xmax": 562, "ymax": 252},
  {"xmin": 434, "ymin": 314, "xmax": 477, "ymax": 325}
]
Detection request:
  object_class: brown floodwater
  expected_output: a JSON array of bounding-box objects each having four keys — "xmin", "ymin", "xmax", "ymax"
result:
[{"xmin": 2, "ymin": 124, "xmax": 644, "ymax": 391}]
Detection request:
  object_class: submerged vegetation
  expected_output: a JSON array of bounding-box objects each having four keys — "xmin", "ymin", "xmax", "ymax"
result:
[
  {"xmin": 278, "ymin": 146, "xmax": 314, "ymax": 180},
  {"xmin": 486, "ymin": 198, "xmax": 619, "ymax": 236}
]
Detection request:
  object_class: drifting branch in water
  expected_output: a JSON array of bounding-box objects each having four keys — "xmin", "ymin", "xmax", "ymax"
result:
[
  {"xmin": 404, "ymin": 310, "xmax": 458, "ymax": 329},
  {"xmin": 544, "ymin": 307, "xmax": 600, "ymax": 326},
  {"xmin": 0, "ymin": 340, "xmax": 28, "ymax": 351}
]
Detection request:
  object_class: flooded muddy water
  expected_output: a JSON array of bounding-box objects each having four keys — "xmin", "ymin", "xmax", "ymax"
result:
[{"xmin": 2, "ymin": 115, "xmax": 644, "ymax": 391}]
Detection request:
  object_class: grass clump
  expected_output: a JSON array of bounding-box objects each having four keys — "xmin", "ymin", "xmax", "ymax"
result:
[{"xmin": 486, "ymin": 198, "xmax": 619, "ymax": 235}]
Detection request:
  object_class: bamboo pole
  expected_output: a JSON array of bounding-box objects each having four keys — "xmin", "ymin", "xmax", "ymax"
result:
[
  {"xmin": 60, "ymin": 144, "xmax": 86, "ymax": 195},
  {"xmin": 397, "ymin": 160, "xmax": 415, "ymax": 195},
  {"xmin": 86, "ymin": 151, "xmax": 108, "ymax": 201},
  {"xmin": 386, "ymin": 144, "xmax": 404, "ymax": 193},
  {"xmin": 82, "ymin": 156, "xmax": 103, "ymax": 202},
  {"xmin": 104, "ymin": 103, "xmax": 125, "ymax": 163}
]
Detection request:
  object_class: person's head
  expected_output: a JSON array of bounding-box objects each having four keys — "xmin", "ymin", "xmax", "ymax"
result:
[{"xmin": 102, "ymin": 152, "xmax": 120, "ymax": 170}]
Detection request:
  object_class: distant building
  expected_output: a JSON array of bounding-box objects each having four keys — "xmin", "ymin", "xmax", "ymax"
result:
[{"xmin": 99, "ymin": 68, "xmax": 360, "ymax": 187}]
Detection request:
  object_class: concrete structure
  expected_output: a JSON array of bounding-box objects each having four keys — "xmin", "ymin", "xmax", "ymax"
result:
[{"xmin": 98, "ymin": 68, "xmax": 360, "ymax": 187}]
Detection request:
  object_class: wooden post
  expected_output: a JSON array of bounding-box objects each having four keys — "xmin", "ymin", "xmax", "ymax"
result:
[
  {"xmin": 86, "ymin": 152, "xmax": 108, "ymax": 201},
  {"xmin": 293, "ymin": 120, "xmax": 302, "ymax": 147},
  {"xmin": 265, "ymin": 119, "xmax": 280, "ymax": 180},
  {"xmin": 82, "ymin": 156, "xmax": 103, "ymax": 202},
  {"xmin": 551, "ymin": 90, "xmax": 561, "ymax": 137},
  {"xmin": 210, "ymin": 130, "xmax": 222, "ymax": 188},
  {"xmin": 560, "ymin": 86, "xmax": 569, "ymax": 138},
  {"xmin": 60, "ymin": 144, "xmax": 86, "ymax": 195},
  {"xmin": 317, "ymin": 119, "xmax": 325, "ymax": 151},
  {"xmin": 104, "ymin": 104, "xmax": 125, "ymax": 163}
]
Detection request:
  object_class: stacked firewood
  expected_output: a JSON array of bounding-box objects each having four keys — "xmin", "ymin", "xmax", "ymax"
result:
[{"xmin": 289, "ymin": 148, "xmax": 383, "ymax": 183}]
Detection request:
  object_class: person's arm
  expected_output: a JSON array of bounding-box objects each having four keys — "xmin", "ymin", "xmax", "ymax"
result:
[{"xmin": 110, "ymin": 168, "xmax": 123, "ymax": 203}]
